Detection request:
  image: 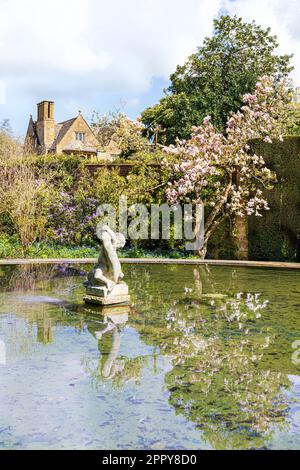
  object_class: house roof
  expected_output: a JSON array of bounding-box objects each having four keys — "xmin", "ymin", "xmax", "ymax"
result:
[
  {"xmin": 27, "ymin": 110, "xmax": 100, "ymax": 154},
  {"xmin": 50, "ymin": 117, "xmax": 77, "ymax": 151},
  {"xmin": 62, "ymin": 142, "xmax": 98, "ymax": 154},
  {"xmin": 26, "ymin": 116, "xmax": 41, "ymax": 146}
]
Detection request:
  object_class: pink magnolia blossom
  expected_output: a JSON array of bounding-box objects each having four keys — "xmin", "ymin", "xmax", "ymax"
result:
[{"xmin": 163, "ymin": 76, "xmax": 290, "ymax": 253}]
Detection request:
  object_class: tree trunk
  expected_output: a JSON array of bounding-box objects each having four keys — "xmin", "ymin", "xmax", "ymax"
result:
[
  {"xmin": 232, "ymin": 171, "xmax": 248, "ymax": 260},
  {"xmin": 195, "ymin": 243, "xmax": 207, "ymax": 259},
  {"xmin": 234, "ymin": 215, "xmax": 248, "ymax": 260}
]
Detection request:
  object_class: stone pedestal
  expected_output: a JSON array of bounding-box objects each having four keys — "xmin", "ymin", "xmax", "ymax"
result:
[{"xmin": 84, "ymin": 282, "xmax": 130, "ymax": 306}]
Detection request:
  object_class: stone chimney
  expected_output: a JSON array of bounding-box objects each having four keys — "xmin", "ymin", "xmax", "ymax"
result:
[{"xmin": 36, "ymin": 101, "xmax": 55, "ymax": 152}]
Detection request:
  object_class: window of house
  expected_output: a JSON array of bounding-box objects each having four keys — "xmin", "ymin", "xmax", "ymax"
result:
[{"xmin": 75, "ymin": 132, "xmax": 85, "ymax": 142}]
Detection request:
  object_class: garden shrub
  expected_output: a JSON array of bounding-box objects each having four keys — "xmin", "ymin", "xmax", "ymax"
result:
[
  {"xmin": 1, "ymin": 138, "xmax": 299, "ymax": 261},
  {"xmin": 249, "ymin": 137, "xmax": 300, "ymax": 261}
]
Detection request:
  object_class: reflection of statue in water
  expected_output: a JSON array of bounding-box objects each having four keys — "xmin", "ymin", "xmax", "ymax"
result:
[
  {"xmin": 84, "ymin": 225, "xmax": 130, "ymax": 305},
  {"xmin": 92, "ymin": 308, "xmax": 128, "ymax": 380},
  {"xmin": 83, "ymin": 305, "xmax": 147, "ymax": 387},
  {"xmin": 97, "ymin": 325, "xmax": 124, "ymax": 379}
]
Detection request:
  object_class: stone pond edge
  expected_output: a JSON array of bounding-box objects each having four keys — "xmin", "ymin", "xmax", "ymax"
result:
[{"xmin": 0, "ymin": 258, "xmax": 299, "ymax": 269}]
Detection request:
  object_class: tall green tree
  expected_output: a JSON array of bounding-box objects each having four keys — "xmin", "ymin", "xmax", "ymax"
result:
[{"xmin": 142, "ymin": 15, "xmax": 293, "ymax": 144}]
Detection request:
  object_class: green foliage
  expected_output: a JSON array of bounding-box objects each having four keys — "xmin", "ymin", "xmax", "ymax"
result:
[
  {"xmin": 207, "ymin": 218, "xmax": 237, "ymax": 260},
  {"xmin": 0, "ymin": 234, "xmax": 199, "ymax": 259},
  {"xmin": 249, "ymin": 137, "xmax": 300, "ymax": 261},
  {"xmin": 28, "ymin": 153, "xmax": 84, "ymax": 190},
  {"xmin": 0, "ymin": 164, "xmax": 59, "ymax": 248},
  {"xmin": 0, "ymin": 234, "xmax": 97, "ymax": 258},
  {"xmin": 0, "ymin": 234, "xmax": 20, "ymax": 258},
  {"xmin": 0, "ymin": 155, "xmax": 86, "ymax": 249},
  {"xmin": 285, "ymin": 103, "xmax": 300, "ymax": 136},
  {"xmin": 125, "ymin": 148, "xmax": 165, "ymax": 163},
  {"xmin": 141, "ymin": 15, "xmax": 292, "ymax": 143},
  {"xmin": 141, "ymin": 93, "xmax": 201, "ymax": 145},
  {"xmin": 31, "ymin": 153, "xmax": 83, "ymax": 173},
  {"xmin": 0, "ymin": 129, "xmax": 22, "ymax": 164},
  {"xmin": 1, "ymin": 136, "xmax": 299, "ymax": 261}
]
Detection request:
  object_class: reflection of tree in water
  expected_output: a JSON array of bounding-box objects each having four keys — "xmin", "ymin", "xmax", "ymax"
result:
[
  {"xmin": 165, "ymin": 301, "xmax": 290, "ymax": 449},
  {"xmin": 0, "ymin": 264, "xmax": 55, "ymax": 291},
  {"xmin": 0, "ymin": 264, "xmax": 87, "ymax": 355},
  {"xmin": 0, "ymin": 263, "xmax": 294, "ymax": 448},
  {"xmin": 0, "ymin": 263, "xmax": 87, "ymax": 292},
  {"xmin": 0, "ymin": 265, "xmax": 147, "ymax": 387},
  {"xmin": 130, "ymin": 266, "xmax": 291, "ymax": 450},
  {"xmin": 82, "ymin": 308, "xmax": 148, "ymax": 390}
]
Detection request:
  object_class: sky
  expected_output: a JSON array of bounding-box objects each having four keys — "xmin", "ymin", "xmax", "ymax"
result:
[{"xmin": 0, "ymin": 0, "xmax": 300, "ymax": 136}]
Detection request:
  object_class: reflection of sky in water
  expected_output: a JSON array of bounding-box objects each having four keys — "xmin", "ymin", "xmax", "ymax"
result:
[
  {"xmin": 0, "ymin": 263, "xmax": 300, "ymax": 450},
  {"xmin": 271, "ymin": 375, "xmax": 300, "ymax": 449},
  {"xmin": 0, "ymin": 320, "xmax": 203, "ymax": 450}
]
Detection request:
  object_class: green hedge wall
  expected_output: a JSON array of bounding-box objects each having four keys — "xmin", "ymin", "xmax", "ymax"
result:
[{"xmin": 249, "ymin": 137, "xmax": 300, "ymax": 261}]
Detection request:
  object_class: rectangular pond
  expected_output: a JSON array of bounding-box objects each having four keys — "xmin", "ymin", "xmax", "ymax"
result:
[{"xmin": 0, "ymin": 263, "xmax": 300, "ymax": 450}]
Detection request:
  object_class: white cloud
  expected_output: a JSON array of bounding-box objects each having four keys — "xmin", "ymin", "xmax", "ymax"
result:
[
  {"xmin": 0, "ymin": 0, "xmax": 220, "ymax": 95},
  {"xmin": 0, "ymin": 0, "xmax": 221, "ymax": 131},
  {"xmin": 1, "ymin": 0, "xmax": 300, "ymax": 133},
  {"xmin": 0, "ymin": 80, "xmax": 6, "ymax": 104}
]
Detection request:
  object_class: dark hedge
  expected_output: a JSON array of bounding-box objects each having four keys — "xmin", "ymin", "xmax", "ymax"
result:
[{"xmin": 249, "ymin": 137, "xmax": 300, "ymax": 261}]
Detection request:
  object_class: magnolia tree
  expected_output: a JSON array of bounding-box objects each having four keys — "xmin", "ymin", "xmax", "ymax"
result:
[
  {"xmin": 113, "ymin": 116, "xmax": 147, "ymax": 157},
  {"xmin": 164, "ymin": 76, "xmax": 290, "ymax": 258},
  {"xmin": 91, "ymin": 111, "xmax": 147, "ymax": 157}
]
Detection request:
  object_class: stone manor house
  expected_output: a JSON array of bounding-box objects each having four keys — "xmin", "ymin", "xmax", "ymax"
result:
[{"xmin": 24, "ymin": 100, "xmax": 100, "ymax": 158}]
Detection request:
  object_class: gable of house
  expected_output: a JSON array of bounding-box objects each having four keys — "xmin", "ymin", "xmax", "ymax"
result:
[
  {"xmin": 54, "ymin": 114, "xmax": 99, "ymax": 155},
  {"xmin": 24, "ymin": 101, "xmax": 99, "ymax": 157},
  {"xmin": 24, "ymin": 116, "xmax": 39, "ymax": 153}
]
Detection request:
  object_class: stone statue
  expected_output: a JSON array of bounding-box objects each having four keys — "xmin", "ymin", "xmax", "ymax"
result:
[
  {"xmin": 87, "ymin": 224, "xmax": 125, "ymax": 291},
  {"xmin": 84, "ymin": 225, "xmax": 130, "ymax": 306}
]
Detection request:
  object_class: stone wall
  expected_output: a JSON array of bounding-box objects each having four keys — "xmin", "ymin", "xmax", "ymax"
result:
[{"xmin": 85, "ymin": 162, "xmax": 161, "ymax": 177}]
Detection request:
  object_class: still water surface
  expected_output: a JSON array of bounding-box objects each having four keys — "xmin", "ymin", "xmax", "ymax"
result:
[{"xmin": 0, "ymin": 263, "xmax": 300, "ymax": 450}]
